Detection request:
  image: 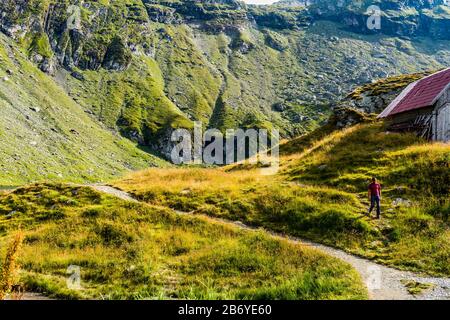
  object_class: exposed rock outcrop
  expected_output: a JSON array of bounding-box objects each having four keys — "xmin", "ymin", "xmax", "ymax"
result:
[
  {"xmin": 309, "ymin": 0, "xmax": 450, "ymax": 40},
  {"xmin": 330, "ymin": 72, "xmax": 432, "ymax": 128}
]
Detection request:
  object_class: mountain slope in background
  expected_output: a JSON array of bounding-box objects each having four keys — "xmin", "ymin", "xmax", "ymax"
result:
[
  {"xmin": 0, "ymin": 0, "xmax": 449, "ymax": 162},
  {"xmin": 0, "ymin": 32, "xmax": 164, "ymax": 186}
]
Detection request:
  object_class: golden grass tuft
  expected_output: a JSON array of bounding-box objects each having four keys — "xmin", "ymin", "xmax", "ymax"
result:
[{"xmin": 0, "ymin": 231, "xmax": 24, "ymax": 300}]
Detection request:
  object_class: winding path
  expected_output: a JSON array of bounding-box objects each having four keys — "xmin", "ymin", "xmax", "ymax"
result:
[{"xmin": 91, "ymin": 185, "xmax": 450, "ymax": 300}]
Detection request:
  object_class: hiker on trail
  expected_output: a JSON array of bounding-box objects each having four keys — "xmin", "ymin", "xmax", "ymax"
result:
[{"xmin": 368, "ymin": 177, "xmax": 382, "ymax": 219}]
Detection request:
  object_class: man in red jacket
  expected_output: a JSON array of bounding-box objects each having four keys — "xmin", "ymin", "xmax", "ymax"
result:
[{"xmin": 368, "ymin": 177, "xmax": 382, "ymax": 219}]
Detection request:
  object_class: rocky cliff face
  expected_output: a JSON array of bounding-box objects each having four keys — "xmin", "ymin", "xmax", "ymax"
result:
[
  {"xmin": 331, "ymin": 71, "xmax": 431, "ymax": 128},
  {"xmin": 0, "ymin": 0, "xmax": 449, "ymax": 158},
  {"xmin": 309, "ymin": 0, "xmax": 450, "ymax": 40},
  {"xmin": 0, "ymin": 0, "xmax": 145, "ymax": 72}
]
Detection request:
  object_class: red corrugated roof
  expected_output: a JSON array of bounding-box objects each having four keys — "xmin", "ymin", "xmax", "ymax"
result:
[{"xmin": 380, "ymin": 68, "xmax": 450, "ymax": 117}]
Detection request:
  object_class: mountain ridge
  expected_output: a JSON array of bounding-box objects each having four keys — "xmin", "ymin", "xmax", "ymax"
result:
[{"xmin": 0, "ymin": 0, "xmax": 449, "ymax": 162}]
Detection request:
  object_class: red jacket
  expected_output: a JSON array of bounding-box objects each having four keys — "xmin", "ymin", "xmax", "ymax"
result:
[{"xmin": 368, "ymin": 183, "xmax": 381, "ymax": 197}]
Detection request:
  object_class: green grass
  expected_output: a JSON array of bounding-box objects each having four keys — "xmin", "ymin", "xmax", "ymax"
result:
[
  {"xmin": 280, "ymin": 123, "xmax": 450, "ymax": 275},
  {"xmin": 0, "ymin": 183, "xmax": 367, "ymax": 300},
  {"xmin": 284, "ymin": 123, "xmax": 449, "ymax": 197},
  {"xmin": 116, "ymin": 170, "xmax": 374, "ymax": 251},
  {"xmin": 400, "ymin": 280, "xmax": 435, "ymax": 296},
  {"xmin": 115, "ymin": 123, "xmax": 450, "ymax": 276},
  {"xmin": 66, "ymin": 55, "xmax": 193, "ymax": 139},
  {"xmin": 0, "ymin": 0, "xmax": 449, "ymax": 297},
  {"xmin": 345, "ymin": 72, "xmax": 432, "ymax": 100}
]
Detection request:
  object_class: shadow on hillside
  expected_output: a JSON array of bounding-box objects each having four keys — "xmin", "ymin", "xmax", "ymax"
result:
[{"xmin": 0, "ymin": 186, "xmax": 18, "ymax": 191}]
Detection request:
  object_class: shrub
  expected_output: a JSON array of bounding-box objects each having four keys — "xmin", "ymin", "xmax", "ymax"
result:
[
  {"xmin": 36, "ymin": 209, "xmax": 66, "ymax": 221},
  {"xmin": 402, "ymin": 211, "xmax": 434, "ymax": 234},
  {"xmin": 426, "ymin": 202, "xmax": 450, "ymax": 222},
  {"xmin": 0, "ymin": 232, "xmax": 24, "ymax": 300},
  {"xmin": 82, "ymin": 207, "xmax": 102, "ymax": 218},
  {"xmin": 97, "ymin": 223, "xmax": 134, "ymax": 247}
]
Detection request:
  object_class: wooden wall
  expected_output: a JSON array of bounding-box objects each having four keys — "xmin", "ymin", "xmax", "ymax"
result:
[{"xmin": 433, "ymin": 86, "xmax": 450, "ymax": 142}]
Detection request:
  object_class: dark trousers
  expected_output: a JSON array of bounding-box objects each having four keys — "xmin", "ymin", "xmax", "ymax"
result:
[{"xmin": 369, "ymin": 195, "xmax": 381, "ymax": 218}]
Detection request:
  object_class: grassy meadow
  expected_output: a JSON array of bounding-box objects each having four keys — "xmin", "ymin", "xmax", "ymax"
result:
[
  {"xmin": 0, "ymin": 121, "xmax": 448, "ymax": 300},
  {"xmin": 115, "ymin": 123, "xmax": 450, "ymax": 276},
  {"xmin": 0, "ymin": 183, "xmax": 367, "ymax": 300}
]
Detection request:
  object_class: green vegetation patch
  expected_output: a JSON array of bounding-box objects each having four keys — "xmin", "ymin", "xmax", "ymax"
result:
[
  {"xmin": 400, "ymin": 280, "xmax": 435, "ymax": 296},
  {"xmin": 282, "ymin": 123, "xmax": 450, "ymax": 275},
  {"xmin": 0, "ymin": 33, "xmax": 166, "ymax": 186},
  {"xmin": 346, "ymin": 72, "xmax": 432, "ymax": 100}
]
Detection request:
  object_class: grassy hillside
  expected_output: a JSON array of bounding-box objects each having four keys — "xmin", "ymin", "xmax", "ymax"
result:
[
  {"xmin": 280, "ymin": 123, "xmax": 449, "ymax": 274},
  {"xmin": 115, "ymin": 123, "xmax": 450, "ymax": 276},
  {"xmin": 0, "ymin": 183, "xmax": 367, "ymax": 300},
  {"xmin": 65, "ymin": 19, "xmax": 450, "ymax": 139},
  {"xmin": 0, "ymin": 33, "xmax": 166, "ymax": 187},
  {"xmin": 282, "ymin": 123, "xmax": 449, "ymax": 197}
]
